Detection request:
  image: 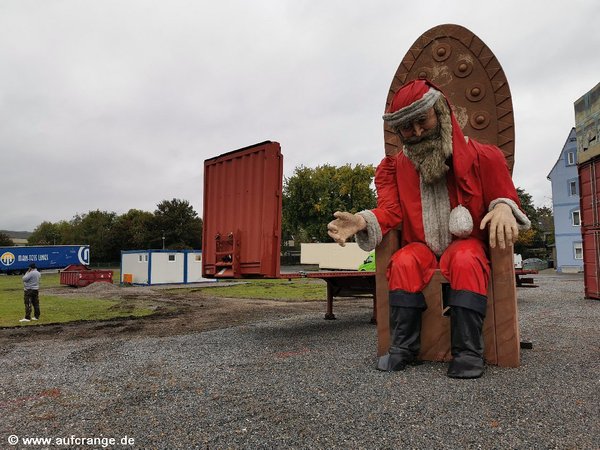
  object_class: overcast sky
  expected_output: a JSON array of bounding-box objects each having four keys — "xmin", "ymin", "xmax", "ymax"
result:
[{"xmin": 2, "ymin": 0, "xmax": 599, "ymax": 232}]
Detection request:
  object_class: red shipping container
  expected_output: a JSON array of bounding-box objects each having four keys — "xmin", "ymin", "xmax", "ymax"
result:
[
  {"xmin": 202, "ymin": 141, "xmax": 283, "ymax": 278},
  {"xmin": 578, "ymin": 157, "xmax": 600, "ymax": 299},
  {"xmin": 578, "ymin": 158, "xmax": 600, "ymax": 229},
  {"xmin": 60, "ymin": 264, "xmax": 114, "ymax": 288}
]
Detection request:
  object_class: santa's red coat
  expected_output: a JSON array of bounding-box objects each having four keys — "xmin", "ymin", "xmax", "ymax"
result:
[
  {"xmin": 370, "ymin": 135, "xmax": 524, "ymax": 296},
  {"xmin": 372, "ymin": 138, "xmax": 521, "ymax": 248}
]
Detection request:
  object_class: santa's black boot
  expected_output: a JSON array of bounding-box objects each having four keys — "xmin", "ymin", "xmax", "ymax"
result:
[
  {"xmin": 377, "ymin": 291, "xmax": 426, "ymax": 371},
  {"xmin": 446, "ymin": 289, "xmax": 487, "ymax": 379}
]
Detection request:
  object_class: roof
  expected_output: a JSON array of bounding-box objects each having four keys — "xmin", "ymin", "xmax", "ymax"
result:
[{"xmin": 547, "ymin": 127, "xmax": 577, "ymax": 180}]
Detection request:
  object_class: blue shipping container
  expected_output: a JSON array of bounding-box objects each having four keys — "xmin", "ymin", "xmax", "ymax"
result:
[{"xmin": 0, "ymin": 245, "xmax": 90, "ymax": 274}]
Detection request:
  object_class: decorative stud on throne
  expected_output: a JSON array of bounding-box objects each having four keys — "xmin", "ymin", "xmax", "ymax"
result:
[{"xmin": 374, "ymin": 24, "xmax": 521, "ymax": 367}]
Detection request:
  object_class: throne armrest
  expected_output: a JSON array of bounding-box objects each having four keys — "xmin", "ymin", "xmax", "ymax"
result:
[{"xmin": 488, "ymin": 243, "xmax": 520, "ymax": 367}]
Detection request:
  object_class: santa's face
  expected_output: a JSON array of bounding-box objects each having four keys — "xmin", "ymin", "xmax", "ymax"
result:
[
  {"xmin": 400, "ymin": 104, "xmax": 451, "ymax": 185},
  {"xmin": 398, "ymin": 107, "xmax": 439, "ymax": 144}
]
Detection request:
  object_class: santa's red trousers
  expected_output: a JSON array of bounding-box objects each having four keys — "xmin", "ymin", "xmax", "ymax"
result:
[{"xmin": 387, "ymin": 238, "xmax": 490, "ymax": 296}]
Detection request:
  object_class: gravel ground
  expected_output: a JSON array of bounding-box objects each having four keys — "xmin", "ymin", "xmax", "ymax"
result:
[{"xmin": 1, "ymin": 272, "xmax": 598, "ymax": 449}]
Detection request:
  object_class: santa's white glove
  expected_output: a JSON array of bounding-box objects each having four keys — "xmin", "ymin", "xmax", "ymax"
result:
[
  {"xmin": 480, "ymin": 202, "xmax": 519, "ymax": 249},
  {"xmin": 327, "ymin": 211, "xmax": 367, "ymax": 247}
]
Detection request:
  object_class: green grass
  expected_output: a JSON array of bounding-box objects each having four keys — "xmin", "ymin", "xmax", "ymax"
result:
[
  {"xmin": 1, "ymin": 272, "xmax": 331, "ymax": 327},
  {"xmin": 0, "ymin": 271, "xmax": 61, "ymax": 290},
  {"xmin": 174, "ymin": 278, "xmax": 328, "ymax": 301},
  {"xmin": 0, "ymin": 270, "xmax": 155, "ymax": 327}
]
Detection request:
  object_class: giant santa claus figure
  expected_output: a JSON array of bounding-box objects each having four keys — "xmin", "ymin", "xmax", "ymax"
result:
[{"xmin": 328, "ymin": 79, "xmax": 530, "ymax": 379}]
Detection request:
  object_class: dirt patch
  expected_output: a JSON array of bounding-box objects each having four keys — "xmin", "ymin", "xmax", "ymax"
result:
[{"xmin": 0, "ymin": 282, "xmax": 373, "ymax": 345}]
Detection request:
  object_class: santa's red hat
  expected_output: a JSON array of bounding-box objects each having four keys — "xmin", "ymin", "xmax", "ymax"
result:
[{"xmin": 383, "ymin": 80, "xmax": 442, "ymax": 128}]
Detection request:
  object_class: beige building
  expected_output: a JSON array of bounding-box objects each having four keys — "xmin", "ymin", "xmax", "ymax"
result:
[
  {"xmin": 300, "ymin": 243, "xmax": 370, "ymax": 270},
  {"xmin": 574, "ymin": 82, "xmax": 600, "ymax": 164}
]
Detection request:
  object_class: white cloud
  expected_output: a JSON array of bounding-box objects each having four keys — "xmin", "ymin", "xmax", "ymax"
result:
[{"xmin": 1, "ymin": 0, "xmax": 599, "ymax": 230}]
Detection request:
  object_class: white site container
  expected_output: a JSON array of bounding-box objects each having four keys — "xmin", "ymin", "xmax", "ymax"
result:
[{"xmin": 120, "ymin": 250, "xmax": 215, "ymax": 285}]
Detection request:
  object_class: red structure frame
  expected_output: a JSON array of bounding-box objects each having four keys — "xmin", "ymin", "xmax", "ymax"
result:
[{"xmin": 202, "ymin": 141, "xmax": 283, "ymax": 279}]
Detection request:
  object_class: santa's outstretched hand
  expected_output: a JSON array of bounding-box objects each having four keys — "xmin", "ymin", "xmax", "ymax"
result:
[{"xmin": 327, "ymin": 211, "xmax": 367, "ymax": 246}]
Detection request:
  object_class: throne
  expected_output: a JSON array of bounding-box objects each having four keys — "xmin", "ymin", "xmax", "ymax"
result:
[{"xmin": 374, "ymin": 24, "xmax": 520, "ymax": 367}]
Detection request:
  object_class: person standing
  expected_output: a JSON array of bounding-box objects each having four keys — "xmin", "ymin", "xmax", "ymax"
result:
[{"xmin": 19, "ymin": 263, "xmax": 41, "ymax": 322}]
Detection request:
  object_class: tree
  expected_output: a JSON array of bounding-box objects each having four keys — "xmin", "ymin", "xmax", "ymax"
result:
[
  {"xmin": 55, "ymin": 220, "xmax": 77, "ymax": 244},
  {"xmin": 111, "ymin": 209, "xmax": 156, "ymax": 252},
  {"xmin": 24, "ymin": 199, "xmax": 204, "ymax": 263},
  {"xmin": 28, "ymin": 221, "xmax": 61, "ymax": 245},
  {"xmin": 514, "ymin": 188, "xmax": 553, "ymax": 258},
  {"xmin": 282, "ymin": 164, "xmax": 376, "ymax": 244},
  {"xmin": 536, "ymin": 205, "xmax": 555, "ymax": 246},
  {"xmin": 70, "ymin": 210, "xmax": 118, "ymax": 263},
  {"xmin": 515, "ymin": 228, "xmax": 536, "ymax": 249},
  {"xmin": 0, "ymin": 232, "xmax": 12, "ymax": 246},
  {"xmin": 152, "ymin": 199, "xmax": 203, "ymax": 249},
  {"xmin": 516, "ymin": 188, "xmax": 538, "ymax": 225}
]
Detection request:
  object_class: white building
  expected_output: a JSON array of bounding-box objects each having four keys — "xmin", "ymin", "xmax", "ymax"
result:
[{"xmin": 120, "ymin": 250, "xmax": 214, "ymax": 285}]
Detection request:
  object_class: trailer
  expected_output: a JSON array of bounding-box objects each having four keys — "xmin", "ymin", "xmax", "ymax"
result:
[{"xmin": 0, "ymin": 245, "xmax": 90, "ymax": 274}]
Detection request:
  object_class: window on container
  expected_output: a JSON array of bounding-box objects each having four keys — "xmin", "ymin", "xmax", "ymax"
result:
[
  {"xmin": 567, "ymin": 152, "xmax": 575, "ymax": 165},
  {"xmin": 194, "ymin": 254, "xmax": 201, "ymax": 262},
  {"xmin": 572, "ymin": 210, "xmax": 581, "ymax": 226},
  {"xmin": 138, "ymin": 255, "xmax": 143, "ymax": 263},
  {"xmin": 168, "ymin": 254, "xmax": 176, "ymax": 262},
  {"xmin": 144, "ymin": 254, "xmax": 148, "ymax": 262},
  {"xmin": 574, "ymin": 242, "xmax": 583, "ymax": 260},
  {"xmin": 569, "ymin": 180, "xmax": 577, "ymax": 196}
]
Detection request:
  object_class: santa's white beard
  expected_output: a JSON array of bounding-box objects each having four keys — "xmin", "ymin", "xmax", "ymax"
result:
[
  {"xmin": 402, "ymin": 98, "xmax": 454, "ymax": 185},
  {"xmin": 404, "ymin": 135, "xmax": 449, "ymax": 185}
]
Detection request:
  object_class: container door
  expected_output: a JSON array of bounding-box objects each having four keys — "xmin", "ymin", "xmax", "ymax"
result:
[
  {"xmin": 202, "ymin": 141, "xmax": 283, "ymax": 278},
  {"xmin": 582, "ymin": 229, "xmax": 600, "ymax": 299},
  {"xmin": 579, "ymin": 160, "xmax": 599, "ymax": 228}
]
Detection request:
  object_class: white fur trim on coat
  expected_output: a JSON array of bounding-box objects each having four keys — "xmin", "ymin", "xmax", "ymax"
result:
[
  {"xmin": 488, "ymin": 198, "xmax": 531, "ymax": 230},
  {"xmin": 420, "ymin": 178, "xmax": 452, "ymax": 256},
  {"xmin": 355, "ymin": 210, "xmax": 382, "ymax": 251},
  {"xmin": 449, "ymin": 205, "xmax": 473, "ymax": 238}
]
